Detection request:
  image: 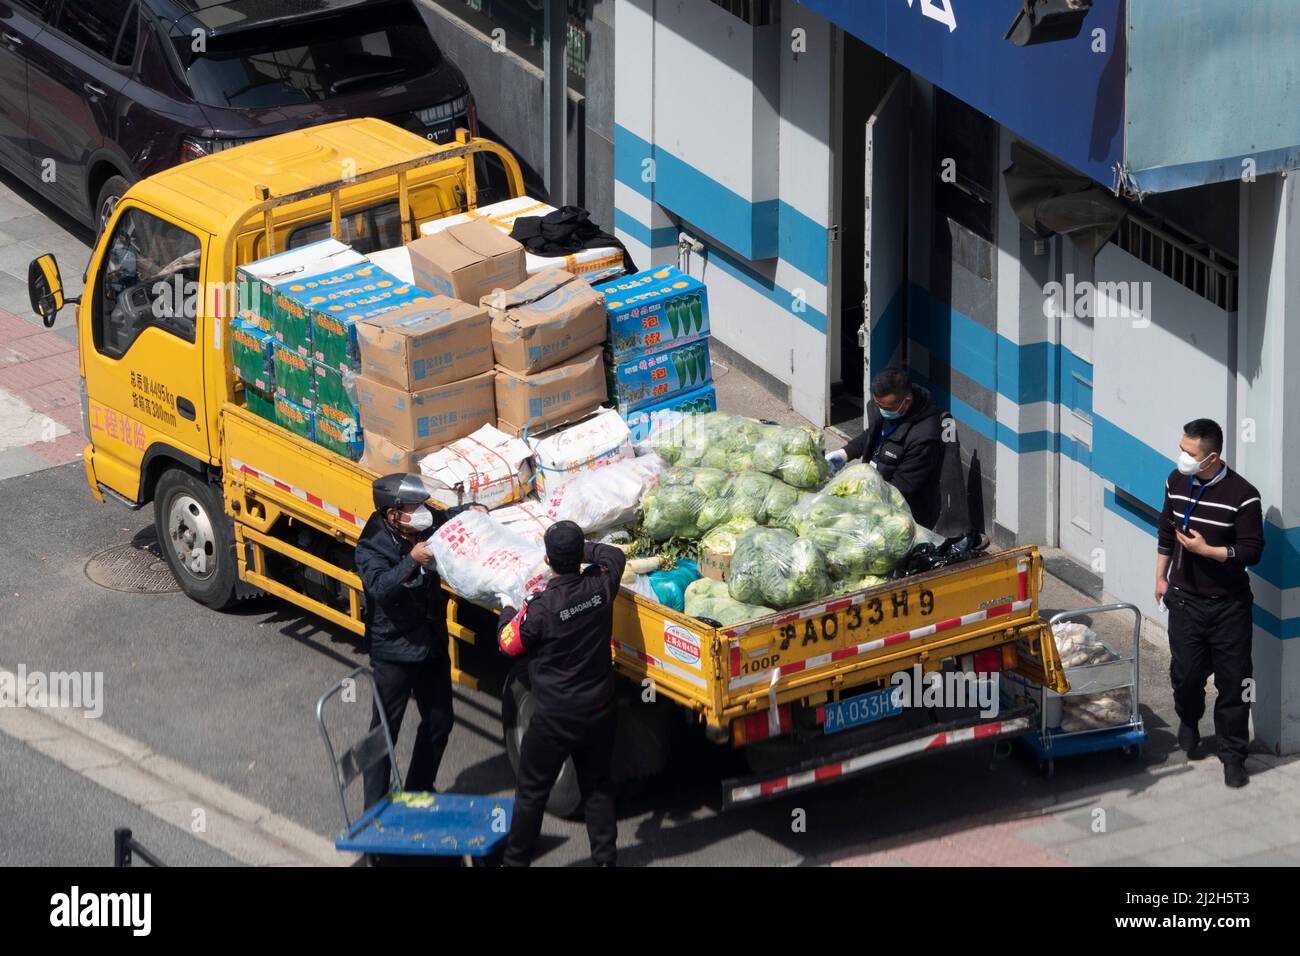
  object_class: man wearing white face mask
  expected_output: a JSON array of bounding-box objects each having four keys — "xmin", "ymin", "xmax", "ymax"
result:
[
  {"xmin": 356, "ymin": 473, "xmax": 485, "ymax": 809},
  {"xmin": 1155, "ymin": 419, "xmax": 1264, "ymax": 788}
]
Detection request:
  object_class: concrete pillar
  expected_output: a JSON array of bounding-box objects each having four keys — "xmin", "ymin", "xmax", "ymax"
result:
[{"xmin": 1237, "ymin": 171, "xmax": 1300, "ymax": 755}]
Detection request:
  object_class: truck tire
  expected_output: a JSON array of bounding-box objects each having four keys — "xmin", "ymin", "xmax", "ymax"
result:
[
  {"xmin": 154, "ymin": 468, "xmax": 238, "ymax": 611},
  {"xmin": 501, "ymin": 666, "xmax": 583, "ymax": 820}
]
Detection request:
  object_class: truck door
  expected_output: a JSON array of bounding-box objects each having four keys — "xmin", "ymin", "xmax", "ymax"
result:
[{"xmin": 82, "ymin": 200, "xmax": 209, "ymax": 501}]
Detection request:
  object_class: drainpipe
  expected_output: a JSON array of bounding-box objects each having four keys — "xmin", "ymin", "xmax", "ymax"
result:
[{"xmin": 543, "ymin": 0, "xmax": 568, "ymax": 206}]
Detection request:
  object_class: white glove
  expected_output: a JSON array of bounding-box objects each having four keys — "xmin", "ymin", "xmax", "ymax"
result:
[
  {"xmin": 496, "ymin": 592, "xmax": 515, "ymax": 611},
  {"xmin": 825, "ymin": 449, "xmax": 848, "ymax": 473}
]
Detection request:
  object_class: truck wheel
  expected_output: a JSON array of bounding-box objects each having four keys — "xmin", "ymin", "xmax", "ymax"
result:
[
  {"xmin": 501, "ymin": 667, "xmax": 583, "ymax": 820},
  {"xmin": 154, "ymin": 468, "xmax": 237, "ymax": 611}
]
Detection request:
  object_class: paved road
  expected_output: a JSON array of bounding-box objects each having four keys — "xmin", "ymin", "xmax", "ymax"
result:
[
  {"xmin": 0, "ymin": 729, "xmax": 237, "ymax": 867},
  {"xmin": 2, "ymin": 460, "xmax": 1205, "ymax": 867}
]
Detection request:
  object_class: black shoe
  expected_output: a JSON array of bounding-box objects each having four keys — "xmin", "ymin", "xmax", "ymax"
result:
[
  {"xmin": 1177, "ymin": 723, "xmax": 1202, "ymax": 759},
  {"xmin": 1223, "ymin": 762, "xmax": 1249, "ymax": 788},
  {"xmin": 1175, "ymin": 728, "xmax": 1201, "ymax": 759}
]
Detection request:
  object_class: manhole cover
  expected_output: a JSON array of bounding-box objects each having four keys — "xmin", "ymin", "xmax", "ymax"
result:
[{"xmin": 85, "ymin": 539, "xmax": 181, "ymax": 594}]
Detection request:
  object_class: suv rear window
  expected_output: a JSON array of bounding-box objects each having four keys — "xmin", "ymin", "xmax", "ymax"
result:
[{"xmin": 177, "ymin": 1, "xmax": 442, "ymax": 109}]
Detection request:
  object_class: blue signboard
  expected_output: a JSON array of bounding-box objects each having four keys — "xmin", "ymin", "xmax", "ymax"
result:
[{"xmin": 796, "ymin": 0, "xmax": 1125, "ymax": 188}]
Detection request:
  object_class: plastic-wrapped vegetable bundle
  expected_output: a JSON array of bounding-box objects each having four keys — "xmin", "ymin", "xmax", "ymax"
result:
[
  {"xmin": 683, "ymin": 577, "xmax": 775, "ymax": 626},
  {"xmin": 831, "ymin": 573, "xmax": 888, "ymax": 595},
  {"xmin": 727, "ymin": 527, "xmax": 831, "ymax": 610},
  {"xmin": 790, "ymin": 492, "xmax": 916, "ymax": 579},
  {"xmin": 698, "ymin": 516, "xmax": 758, "ymax": 556},
  {"xmin": 544, "ymin": 453, "xmax": 665, "ymax": 534},
  {"xmin": 640, "ymin": 465, "xmax": 728, "ymax": 540},
  {"xmin": 821, "ymin": 461, "xmax": 908, "ymax": 510},
  {"xmin": 650, "ymin": 412, "xmax": 828, "ymax": 489},
  {"xmin": 431, "ymin": 510, "xmax": 551, "ymax": 610}
]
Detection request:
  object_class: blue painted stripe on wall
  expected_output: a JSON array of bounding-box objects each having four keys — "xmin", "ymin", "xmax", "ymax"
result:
[
  {"xmin": 616, "ymin": 206, "xmax": 828, "ymax": 335},
  {"xmin": 613, "ymin": 209, "xmax": 678, "ymax": 249},
  {"xmin": 614, "ymin": 124, "xmax": 828, "ymax": 285},
  {"xmin": 1253, "ymin": 604, "xmax": 1300, "ymax": 641},
  {"xmin": 1104, "ymin": 488, "xmax": 1158, "ymax": 537}
]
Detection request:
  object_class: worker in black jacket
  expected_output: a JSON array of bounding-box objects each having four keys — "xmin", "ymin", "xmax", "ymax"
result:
[
  {"xmin": 1155, "ymin": 419, "xmax": 1265, "ymax": 788},
  {"xmin": 496, "ymin": 521, "xmax": 626, "ymax": 867},
  {"xmin": 355, "ymin": 473, "xmax": 482, "ymax": 809},
  {"xmin": 826, "ymin": 367, "xmax": 946, "ymax": 528}
]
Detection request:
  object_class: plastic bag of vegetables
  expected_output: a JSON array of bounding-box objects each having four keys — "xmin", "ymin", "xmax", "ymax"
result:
[
  {"xmin": 821, "ymin": 461, "xmax": 908, "ymax": 510},
  {"xmin": 649, "ymin": 411, "xmax": 737, "ymax": 466},
  {"xmin": 545, "ymin": 453, "xmax": 665, "ymax": 533},
  {"xmin": 651, "ymin": 412, "xmax": 828, "ymax": 490},
  {"xmin": 727, "ymin": 527, "xmax": 831, "ymax": 610},
  {"xmin": 431, "ymin": 510, "xmax": 551, "ymax": 610},
  {"xmin": 640, "ymin": 465, "xmax": 728, "ymax": 540},
  {"xmin": 698, "ymin": 516, "xmax": 758, "ymax": 556},
  {"xmin": 790, "ymin": 492, "xmax": 917, "ymax": 579},
  {"xmin": 747, "ymin": 422, "xmax": 829, "ymax": 489},
  {"xmin": 683, "ymin": 577, "xmax": 775, "ymax": 626}
]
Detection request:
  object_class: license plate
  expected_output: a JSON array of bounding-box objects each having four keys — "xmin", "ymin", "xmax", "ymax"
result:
[{"xmin": 823, "ymin": 686, "xmax": 902, "ymax": 735}]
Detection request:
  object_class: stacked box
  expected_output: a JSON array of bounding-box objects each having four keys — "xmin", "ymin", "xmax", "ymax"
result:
[
  {"xmin": 291, "ymin": 264, "xmax": 437, "ymax": 373},
  {"xmin": 244, "ymin": 387, "xmax": 277, "ymax": 423},
  {"xmin": 596, "ymin": 266, "xmax": 710, "ymax": 360},
  {"xmin": 355, "ymin": 295, "xmax": 493, "ymax": 390},
  {"xmin": 495, "ymin": 347, "xmax": 607, "ymax": 436},
  {"xmin": 355, "ymin": 370, "xmax": 497, "ymax": 450},
  {"xmin": 606, "ymin": 337, "xmax": 712, "ymax": 415},
  {"xmin": 230, "ymin": 318, "xmax": 276, "ymax": 395},
  {"xmin": 623, "ymin": 384, "xmax": 718, "ymax": 443},
  {"xmin": 236, "ymin": 239, "xmax": 365, "ymax": 340},
  {"xmin": 313, "ymin": 364, "xmax": 363, "ymax": 461},
  {"xmin": 484, "ymin": 268, "xmax": 607, "ymax": 374},
  {"xmin": 272, "ymin": 342, "xmax": 315, "ymax": 408},
  {"xmin": 274, "ymin": 394, "xmax": 314, "ymax": 442}
]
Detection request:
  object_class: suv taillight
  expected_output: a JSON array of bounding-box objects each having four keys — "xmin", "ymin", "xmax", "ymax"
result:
[{"xmin": 181, "ymin": 136, "xmax": 250, "ymax": 163}]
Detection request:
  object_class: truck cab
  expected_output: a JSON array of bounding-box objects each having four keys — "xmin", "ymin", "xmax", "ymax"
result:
[{"xmin": 28, "ymin": 118, "xmax": 523, "ymax": 607}]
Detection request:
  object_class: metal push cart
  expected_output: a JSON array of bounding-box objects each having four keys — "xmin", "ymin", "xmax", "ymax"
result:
[
  {"xmin": 1008, "ymin": 603, "xmax": 1147, "ymax": 778},
  {"xmin": 316, "ymin": 667, "xmax": 514, "ymax": 866}
]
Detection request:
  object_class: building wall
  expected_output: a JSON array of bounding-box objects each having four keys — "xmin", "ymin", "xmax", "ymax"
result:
[
  {"xmin": 418, "ymin": 0, "xmax": 615, "ymax": 227},
  {"xmin": 612, "ymin": 0, "xmax": 834, "ymax": 424}
]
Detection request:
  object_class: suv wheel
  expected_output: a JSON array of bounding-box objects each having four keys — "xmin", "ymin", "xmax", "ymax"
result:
[{"xmin": 95, "ymin": 175, "xmax": 130, "ymax": 237}]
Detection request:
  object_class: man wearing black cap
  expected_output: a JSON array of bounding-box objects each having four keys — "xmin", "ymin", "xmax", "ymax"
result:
[
  {"xmin": 497, "ymin": 520, "xmax": 626, "ymax": 866},
  {"xmin": 356, "ymin": 473, "xmax": 483, "ymax": 809}
]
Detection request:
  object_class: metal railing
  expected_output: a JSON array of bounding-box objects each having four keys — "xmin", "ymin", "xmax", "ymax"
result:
[
  {"xmin": 113, "ymin": 828, "xmax": 166, "ymax": 868},
  {"xmin": 1113, "ymin": 214, "xmax": 1238, "ymax": 312}
]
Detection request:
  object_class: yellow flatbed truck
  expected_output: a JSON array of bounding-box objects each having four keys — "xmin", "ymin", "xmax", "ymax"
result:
[{"xmin": 29, "ymin": 119, "xmax": 1068, "ymax": 816}]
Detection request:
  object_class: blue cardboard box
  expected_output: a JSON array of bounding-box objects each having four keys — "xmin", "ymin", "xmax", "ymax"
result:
[
  {"xmin": 596, "ymin": 266, "xmax": 709, "ymax": 359},
  {"xmin": 623, "ymin": 385, "xmax": 717, "ymax": 443},
  {"xmin": 606, "ymin": 337, "xmax": 712, "ymax": 414}
]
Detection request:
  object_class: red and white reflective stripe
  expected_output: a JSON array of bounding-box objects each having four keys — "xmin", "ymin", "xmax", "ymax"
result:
[
  {"xmin": 728, "ymin": 599, "xmax": 1033, "ymax": 691},
  {"xmin": 611, "ymin": 639, "xmax": 707, "ymax": 689},
  {"xmin": 728, "ymin": 715, "xmax": 1033, "ymax": 804},
  {"xmin": 1017, "ymin": 557, "xmax": 1029, "ymax": 601},
  {"xmin": 229, "ymin": 458, "xmax": 365, "ymax": 528}
]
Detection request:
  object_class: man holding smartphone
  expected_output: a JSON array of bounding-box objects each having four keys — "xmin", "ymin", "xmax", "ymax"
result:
[{"xmin": 1155, "ymin": 419, "xmax": 1264, "ymax": 787}]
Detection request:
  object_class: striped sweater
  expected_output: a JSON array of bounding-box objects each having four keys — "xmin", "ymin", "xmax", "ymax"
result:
[{"xmin": 1157, "ymin": 465, "xmax": 1264, "ymax": 597}]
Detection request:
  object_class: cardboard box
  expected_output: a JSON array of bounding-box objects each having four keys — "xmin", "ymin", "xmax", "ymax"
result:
[
  {"xmin": 273, "ymin": 394, "xmax": 314, "ymax": 442},
  {"xmin": 406, "ymin": 219, "xmax": 526, "ymax": 306},
  {"xmin": 699, "ymin": 548, "xmax": 731, "ymax": 583},
  {"xmin": 272, "ymin": 342, "xmax": 314, "ymax": 407},
  {"xmin": 486, "ymin": 268, "xmax": 607, "ymax": 374},
  {"xmin": 237, "ymin": 238, "xmax": 364, "ymax": 334},
  {"xmin": 244, "ymin": 387, "xmax": 276, "ymax": 424},
  {"xmin": 596, "ymin": 266, "xmax": 710, "ymax": 359},
  {"xmin": 360, "ymin": 431, "xmax": 441, "ymax": 474},
  {"xmin": 356, "ymin": 295, "xmax": 492, "ymax": 390},
  {"xmin": 493, "ymin": 347, "xmax": 607, "ymax": 436},
  {"xmin": 280, "ymin": 264, "xmax": 434, "ymax": 373},
  {"xmin": 418, "ymin": 196, "xmax": 625, "ymax": 284},
  {"xmin": 355, "ymin": 370, "xmax": 496, "ymax": 450},
  {"xmin": 313, "ymin": 364, "xmax": 363, "ymax": 460},
  {"xmin": 607, "ymin": 338, "xmax": 712, "ymax": 414},
  {"xmin": 419, "ymin": 424, "xmax": 535, "ymax": 510},
  {"xmin": 230, "ymin": 318, "xmax": 276, "ymax": 394},
  {"xmin": 623, "ymin": 384, "xmax": 717, "ymax": 443}
]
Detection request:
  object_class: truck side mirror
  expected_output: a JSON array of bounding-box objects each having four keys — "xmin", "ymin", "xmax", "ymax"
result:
[{"xmin": 28, "ymin": 254, "xmax": 65, "ymax": 328}]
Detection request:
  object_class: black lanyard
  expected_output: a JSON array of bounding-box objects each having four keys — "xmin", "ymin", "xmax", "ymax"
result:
[{"xmin": 874, "ymin": 421, "xmax": 900, "ymax": 458}]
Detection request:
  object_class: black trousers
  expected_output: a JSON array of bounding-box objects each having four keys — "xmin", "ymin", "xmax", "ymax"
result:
[
  {"xmin": 504, "ymin": 704, "xmax": 617, "ymax": 867},
  {"xmin": 363, "ymin": 655, "xmax": 454, "ymax": 809},
  {"xmin": 1167, "ymin": 587, "xmax": 1253, "ymax": 764}
]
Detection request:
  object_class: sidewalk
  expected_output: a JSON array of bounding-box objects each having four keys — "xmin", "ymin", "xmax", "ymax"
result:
[{"xmin": 0, "ymin": 177, "xmax": 91, "ymax": 480}]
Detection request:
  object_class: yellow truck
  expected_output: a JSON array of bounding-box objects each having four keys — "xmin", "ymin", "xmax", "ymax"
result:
[{"xmin": 28, "ymin": 119, "xmax": 1068, "ymax": 816}]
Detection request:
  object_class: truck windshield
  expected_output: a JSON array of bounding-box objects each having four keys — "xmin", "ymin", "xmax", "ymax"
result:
[{"xmin": 177, "ymin": 1, "xmax": 441, "ymax": 110}]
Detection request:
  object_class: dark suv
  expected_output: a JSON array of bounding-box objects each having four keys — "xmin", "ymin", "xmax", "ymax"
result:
[{"xmin": 0, "ymin": 0, "xmax": 476, "ymax": 232}]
